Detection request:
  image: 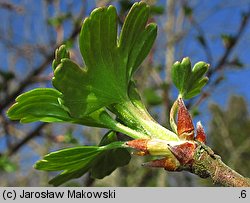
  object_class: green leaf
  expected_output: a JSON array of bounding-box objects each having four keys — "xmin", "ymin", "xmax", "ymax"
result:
[
  {"xmin": 119, "ymin": 2, "xmax": 157, "ymax": 77},
  {"xmin": 35, "ymin": 146, "xmax": 100, "ymax": 186},
  {"xmin": 171, "ymin": 57, "xmax": 209, "ymax": 99},
  {"xmin": 91, "ymin": 148, "xmax": 131, "ymax": 179},
  {"xmin": 52, "ymin": 45, "xmax": 70, "ymax": 71},
  {"xmin": 128, "ymin": 81, "xmax": 148, "ymax": 111},
  {"xmin": 35, "ymin": 146, "xmax": 100, "ymax": 171},
  {"xmin": 53, "ymin": 2, "xmax": 157, "ymax": 118},
  {"xmin": 7, "ymin": 88, "xmax": 117, "ymax": 128},
  {"xmin": 90, "ymin": 131, "xmax": 131, "ymax": 179},
  {"xmin": 49, "ymin": 167, "xmax": 90, "ymax": 186},
  {"xmin": 34, "ymin": 140, "xmax": 127, "ymax": 186},
  {"xmin": 7, "ymin": 88, "xmax": 73, "ymax": 123},
  {"xmin": 53, "ymin": 58, "xmax": 122, "ymax": 117}
]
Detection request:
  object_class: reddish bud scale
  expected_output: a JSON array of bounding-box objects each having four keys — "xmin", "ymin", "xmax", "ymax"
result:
[
  {"xmin": 126, "ymin": 139, "xmax": 149, "ymax": 154},
  {"xmin": 177, "ymin": 98, "xmax": 194, "ymax": 140},
  {"xmin": 143, "ymin": 157, "xmax": 180, "ymax": 171},
  {"xmin": 168, "ymin": 142, "xmax": 196, "ymax": 165},
  {"xmin": 196, "ymin": 122, "xmax": 206, "ymax": 143}
]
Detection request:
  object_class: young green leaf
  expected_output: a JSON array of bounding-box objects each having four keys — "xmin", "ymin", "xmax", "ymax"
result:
[
  {"xmin": 7, "ymin": 88, "xmax": 73, "ymax": 123},
  {"xmin": 119, "ymin": 2, "xmax": 157, "ymax": 76},
  {"xmin": 90, "ymin": 131, "xmax": 131, "ymax": 179},
  {"xmin": 127, "ymin": 81, "xmax": 148, "ymax": 111},
  {"xmin": 35, "ymin": 146, "xmax": 100, "ymax": 171},
  {"xmin": 91, "ymin": 148, "xmax": 131, "ymax": 179},
  {"xmin": 7, "ymin": 88, "xmax": 118, "ymax": 128},
  {"xmin": 53, "ymin": 2, "xmax": 157, "ymax": 118},
  {"xmin": 34, "ymin": 139, "xmax": 127, "ymax": 186},
  {"xmin": 52, "ymin": 45, "xmax": 70, "ymax": 71},
  {"xmin": 49, "ymin": 167, "xmax": 91, "ymax": 186},
  {"xmin": 35, "ymin": 146, "xmax": 100, "ymax": 186},
  {"xmin": 171, "ymin": 57, "xmax": 209, "ymax": 99}
]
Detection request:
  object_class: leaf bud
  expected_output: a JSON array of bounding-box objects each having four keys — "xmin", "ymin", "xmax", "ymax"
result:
[
  {"xmin": 196, "ymin": 121, "xmax": 206, "ymax": 143},
  {"xmin": 177, "ymin": 98, "xmax": 194, "ymax": 140}
]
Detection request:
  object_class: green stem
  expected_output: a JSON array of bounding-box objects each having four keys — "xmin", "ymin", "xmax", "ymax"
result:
[
  {"xmin": 169, "ymin": 99, "xmax": 178, "ymax": 134},
  {"xmin": 111, "ymin": 100, "xmax": 179, "ymax": 141},
  {"xmin": 97, "ymin": 109, "xmax": 149, "ymax": 140},
  {"xmin": 99, "ymin": 141, "xmax": 127, "ymax": 151},
  {"xmin": 114, "ymin": 122, "xmax": 149, "ymax": 139}
]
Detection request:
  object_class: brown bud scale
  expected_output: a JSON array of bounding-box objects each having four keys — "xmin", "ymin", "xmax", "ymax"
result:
[
  {"xmin": 142, "ymin": 157, "xmax": 180, "ymax": 171},
  {"xmin": 177, "ymin": 98, "xmax": 194, "ymax": 140},
  {"xmin": 126, "ymin": 139, "xmax": 149, "ymax": 154},
  {"xmin": 196, "ymin": 121, "xmax": 206, "ymax": 143},
  {"xmin": 168, "ymin": 142, "xmax": 196, "ymax": 165}
]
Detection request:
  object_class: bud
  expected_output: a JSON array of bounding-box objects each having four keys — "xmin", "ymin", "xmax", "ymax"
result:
[
  {"xmin": 126, "ymin": 139, "xmax": 149, "ymax": 155},
  {"xmin": 142, "ymin": 157, "xmax": 180, "ymax": 171},
  {"xmin": 177, "ymin": 98, "xmax": 194, "ymax": 140},
  {"xmin": 147, "ymin": 139, "xmax": 174, "ymax": 156},
  {"xmin": 196, "ymin": 121, "xmax": 206, "ymax": 143},
  {"xmin": 167, "ymin": 141, "xmax": 196, "ymax": 165},
  {"xmin": 126, "ymin": 139, "xmax": 174, "ymax": 157},
  {"xmin": 127, "ymin": 139, "xmax": 195, "ymax": 170}
]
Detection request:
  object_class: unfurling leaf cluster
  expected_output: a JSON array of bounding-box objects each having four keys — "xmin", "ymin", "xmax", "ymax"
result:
[
  {"xmin": 7, "ymin": 2, "xmax": 160, "ymax": 185},
  {"xmin": 35, "ymin": 131, "xmax": 130, "ymax": 186},
  {"xmin": 7, "ymin": 1, "xmax": 209, "ymax": 186},
  {"xmin": 171, "ymin": 57, "xmax": 209, "ymax": 99}
]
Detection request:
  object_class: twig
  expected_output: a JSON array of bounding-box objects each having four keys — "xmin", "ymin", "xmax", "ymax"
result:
[
  {"xmin": 0, "ymin": 54, "xmax": 54, "ymax": 111},
  {"xmin": 192, "ymin": 10, "xmax": 250, "ymax": 108},
  {"xmin": 0, "ymin": 9, "xmax": 83, "ymax": 113},
  {"xmin": 208, "ymin": 11, "xmax": 250, "ymax": 78},
  {"xmin": 188, "ymin": 16, "xmax": 213, "ymax": 63},
  {"xmin": 0, "ymin": 1, "xmax": 24, "ymax": 13},
  {"xmin": 6, "ymin": 123, "xmax": 47, "ymax": 157},
  {"xmin": 191, "ymin": 143, "xmax": 250, "ymax": 186},
  {"xmin": 0, "ymin": 21, "xmax": 82, "ymax": 156}
]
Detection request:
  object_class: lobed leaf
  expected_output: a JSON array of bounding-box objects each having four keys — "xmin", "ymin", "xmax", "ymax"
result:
[
  {"xmin": 171, "ymin": 57, "xmax": 209, "ymax": 99},
  {"xmin": 90, "ymin": 131, "xmax": 131, "ymax": 179},
  {"xmin": 53, "ymin": 2, "xmax": 157, "ymax": 117},
  {"xmin": 34, "ymin": 136, "xmax": 128, "ymax": 186},
  {"xmin": 91, "ymin": 148, "xmax": 131, "ymax": 179},
  {"xmin": 52, "ymin": 45, "xmax": 70, "ymax": 71},
  {"xmin": 49, "ymin": 167, "xmax": 91, "ymax": 186},
  {"xmin": 7, "ymin": 88, "xmax": 72, "ymax": 123},
  {"xmin": 7, "ymin": 88, "xmax": 117, "ymax": 128},
  {"xmin": 119, "ymin": 3, "xmax": 157, "ymax": 77}
]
